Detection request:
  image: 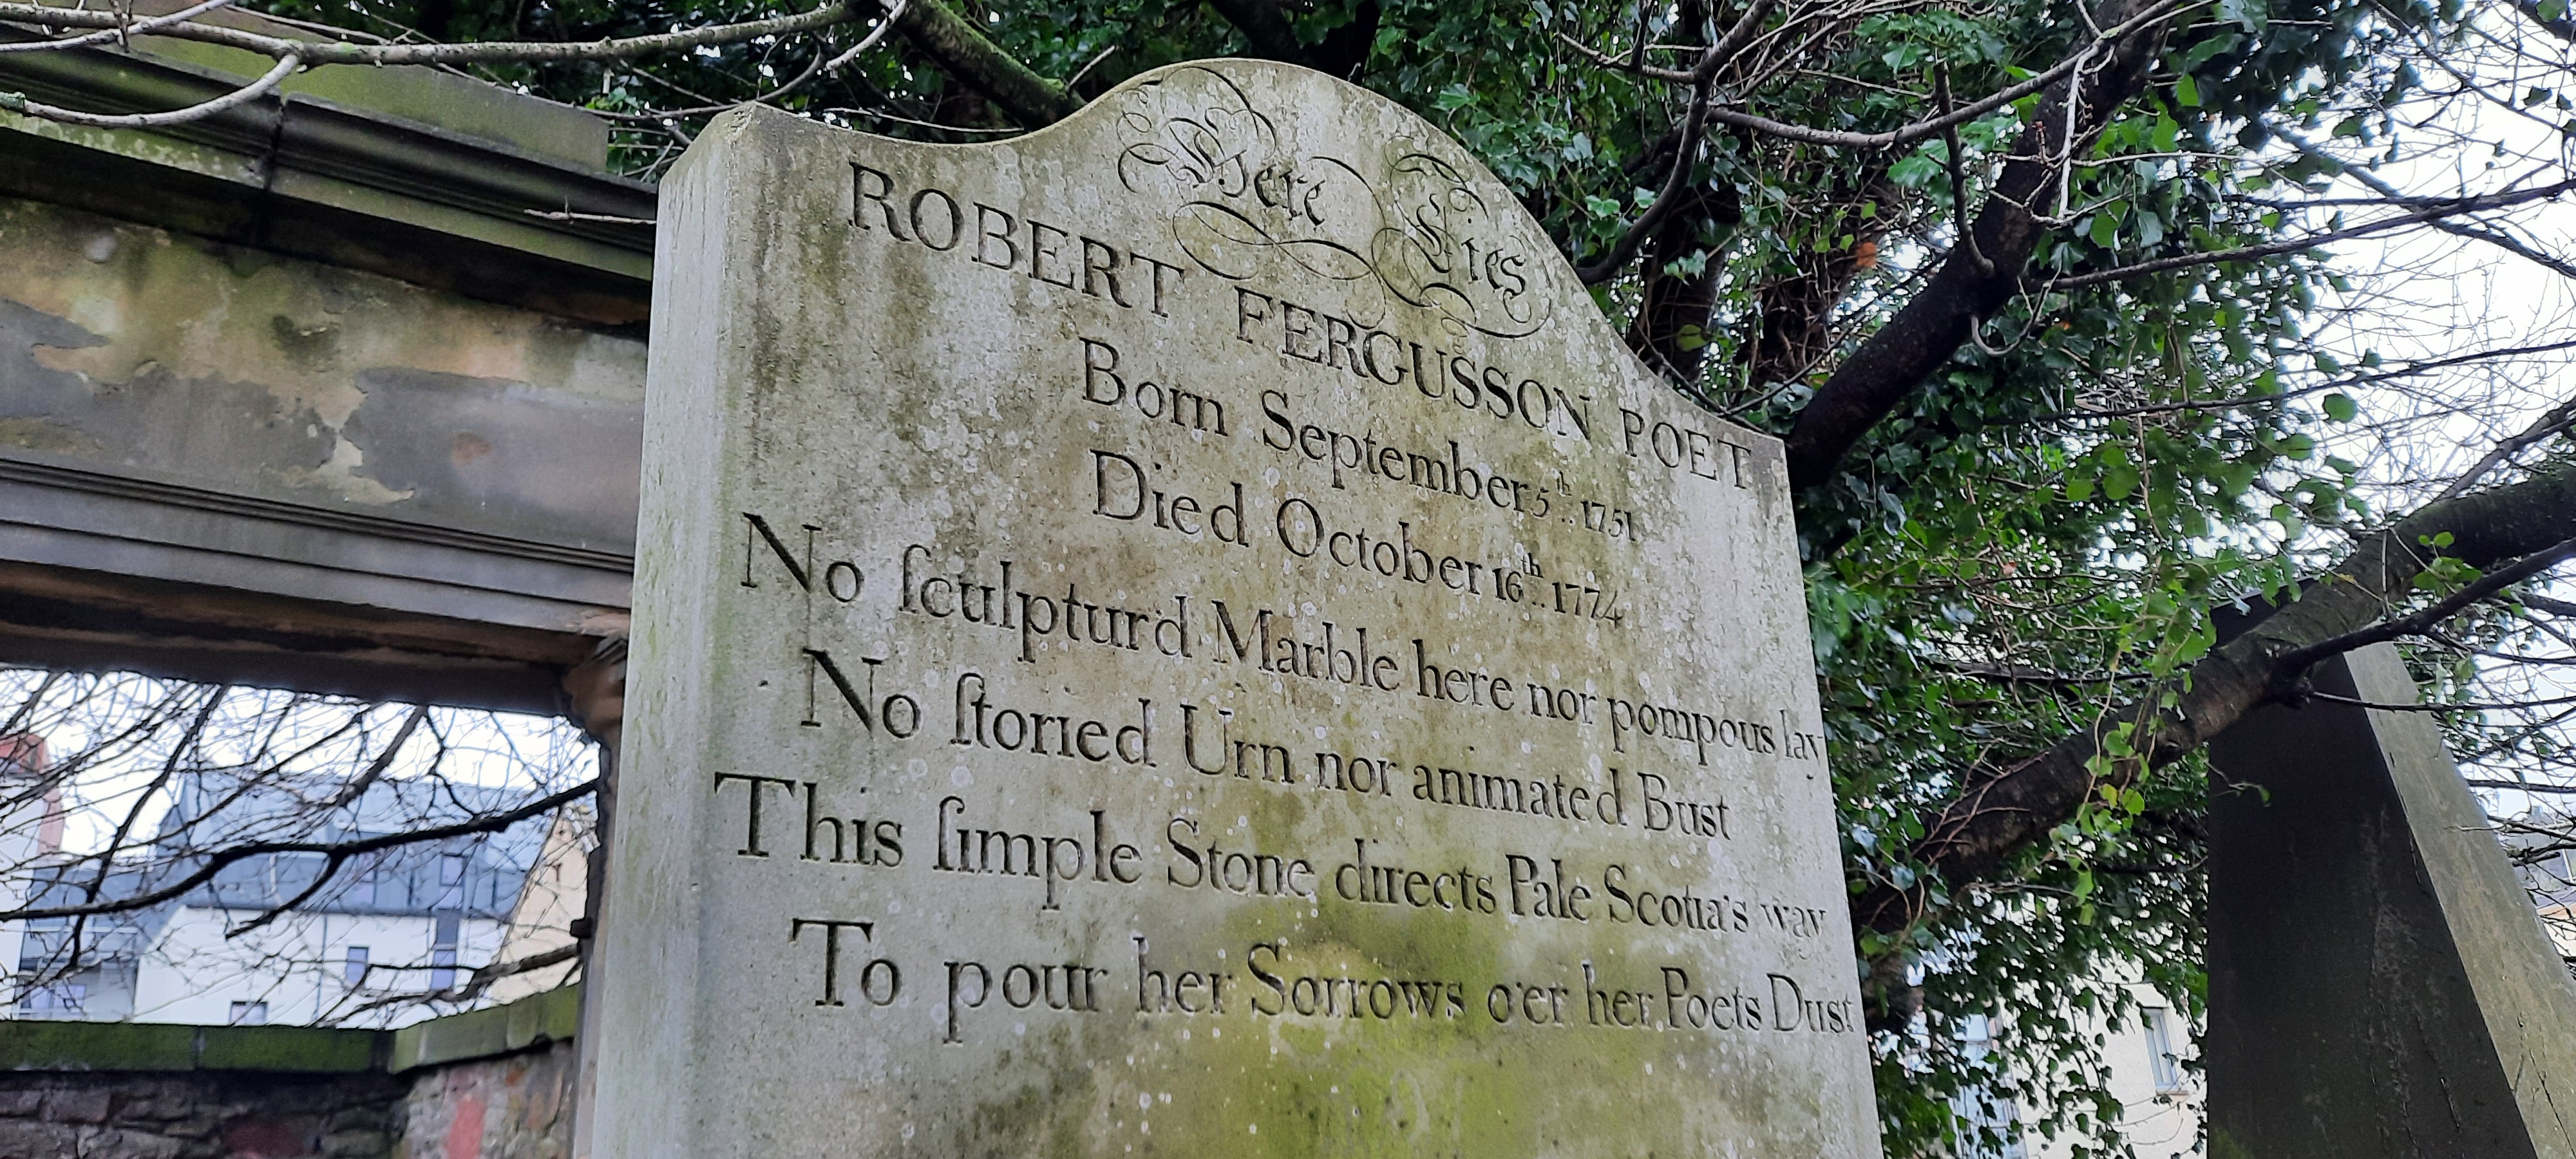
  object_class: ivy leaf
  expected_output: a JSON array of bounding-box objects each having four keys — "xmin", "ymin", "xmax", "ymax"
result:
[
  {"xmin": 2088, "ymin": 209, "xmax": 2121, "ymax": 248},
  {"xmin": 2273, "ymin": 503, "xmax": 2306, "ymax": 540},
  {"xmin": 1890, "ymin": 151, "xmax": 1942, "ymax": 188}
]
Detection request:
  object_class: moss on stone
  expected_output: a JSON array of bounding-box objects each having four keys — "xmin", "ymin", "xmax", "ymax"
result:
[{"xmin": 0, "ymin": 1020, "xmax": 381, "ymax": 1073}]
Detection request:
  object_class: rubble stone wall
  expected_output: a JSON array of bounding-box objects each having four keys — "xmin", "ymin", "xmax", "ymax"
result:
[
  {"xmin": 0, "ymin": 989, "xmax": 582, "ymax": 1159},
  {"xmin": 0, "ymin": 1068, "xmax": 407, "ymax": 1159}
]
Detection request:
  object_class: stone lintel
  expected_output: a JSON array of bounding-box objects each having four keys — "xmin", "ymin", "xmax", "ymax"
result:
[{"xmin": 0, "ymin": 23, "xmax": 652, "ymax": 327}]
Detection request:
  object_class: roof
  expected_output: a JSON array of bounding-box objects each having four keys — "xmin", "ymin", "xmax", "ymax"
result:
[{"xmin": 17, "ymin": 767, "xmax": 557, "ymax": 971}]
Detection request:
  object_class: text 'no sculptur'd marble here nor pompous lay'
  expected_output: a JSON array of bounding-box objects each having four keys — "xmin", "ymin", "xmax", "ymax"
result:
[{"xmin": 596, "ymin": 58, "xmax": 1881, "ymax": 1159}]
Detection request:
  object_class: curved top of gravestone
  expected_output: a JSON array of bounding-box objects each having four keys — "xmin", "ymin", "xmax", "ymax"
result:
[
  {"xmin": 791, "ymin": 57, "xmax": 1685, "ymax": 424},
  {"xmin": 1079, "ymin": 61, "xmax": 1567, "ymax": 341}
]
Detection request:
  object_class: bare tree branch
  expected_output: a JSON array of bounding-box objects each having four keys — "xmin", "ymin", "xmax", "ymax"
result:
[
  {"xmin": 9, "ymin": 777, "xmax": 596, "ymax": 923},
  {"xmin": 1559, "ymin": 0, "xmax": 2190, "ymax": 148},
  {"xmin": 2052, "ymin": 178, "xmax": 2576, "ymax": 289},
  {"xmin": 0, "ymin": 0, "xmax": 234, "ymax": 54},
  {"xmin": 2020, "ymin": 339, "xmax": 2576, "ymax": 424},
  {"xmin": 2432, "ymin": 391, "xmax": 2576, "ymax": 504},
  {"xmin": 2526, "ymin": 594, "xmax": 2576, "ymax": 619},
  {"xmin": 0, "ymin": 51, "xmax": 298, "ymax": 127},
  {"xmin": 2472, "ymin": 778, "xmax": 2576, "ymax": 795},
  {"xmin": 0, "ymin": 0, "xmax": 857, "ymax": 66},
  {"xmin": 335, "ymin": 941, "xmax": 582, "ymax": 1018},
  {"xmin": 2271, "ymin": 533, "xmax": 2576, "ymax": 693},
  {"xmin": 323, "ymin": 703, "xmax": 428, "ymax": 811}
]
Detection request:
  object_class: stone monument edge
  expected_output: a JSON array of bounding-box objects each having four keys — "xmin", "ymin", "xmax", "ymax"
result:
[
  {"xmin": 2351, "ymin": 643, "xmax": 2576, "ymax": 1153},
  {"xmin": 710, "ymin": 61, "xmax": 1793, "ymax": 471},
  {"xmin": 590, "ymin": 104, "xmax": 761, "ymax": 1159}
]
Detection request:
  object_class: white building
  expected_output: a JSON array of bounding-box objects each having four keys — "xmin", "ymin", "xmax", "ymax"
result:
[
  {"xmin": 14, "ymin": 767, "xmax": 546, "ymax": 1028},
  {"xmin": 486, "ymin": 802, "xmax": 592, "ymax": 1004},
  {"xmin": 2022, "ymin": 986, "xmax": 2202, "ymax": 1159},
  {"xmin": 0, "ymin": 732, "xmax": 57, "ymax": 1016},
  {"xmin": 1938, "ymin": 979, "xmax": 2202, "ymax": 1158}
]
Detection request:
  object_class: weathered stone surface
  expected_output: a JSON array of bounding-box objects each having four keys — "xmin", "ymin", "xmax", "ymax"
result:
[
  {"xmin": 0, "ymin": 198, "xmax": 645, "ymax": 554},
  {"xmin": 0, "ymin": 196, "xmax": 640, "ymax": 710},
  {"xmin": 601, "ymin": 61, "xmax": 1877, "ymax": 1158},
  {"xmin": 2208, "ymin": 639, "xmax": 2576, "ymax": 1158},
  {"xmin": 392, "ymin": 1039, "xmax": 574, "ymax": 1159},
  {"xmin": 44, "ymin": 1088, "xmax": 111, "ymax": 1124},
  {"xmin": 0, "ymin": 1070, "xmax": 404, "ymax": 1159}
]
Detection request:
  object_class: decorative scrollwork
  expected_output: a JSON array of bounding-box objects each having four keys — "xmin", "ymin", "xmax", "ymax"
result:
[{"xmin": 1114, "ymin": 65, "xmax": 1553, "ymax": 342}]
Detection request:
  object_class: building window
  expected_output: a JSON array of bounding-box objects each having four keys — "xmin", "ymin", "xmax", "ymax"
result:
[
  {"xmin": 430, "ymin": 913, "xmax": 461, "ymax": 990},
  {"xmin": 1950, "ymin": 1013, "xmax": 2028, "ymax": 1159},
  {"xmin": 345, "ymin": 947, "xmax": 370, "ymax": 986},
  {"xmin": 228, "ymin": 1001, "xmax": 268, "ymax": 1026},
  {"xmin": 19, "ymin": 983, "xmax": 85, "ymax": 1014},
  {"xmin": 437, "ymin": 853, "xmax": 468, "ymax": 910},
  {"xmin": 2143, "ymin": 1006, "xmax": 2185, "ymax": 1092}
]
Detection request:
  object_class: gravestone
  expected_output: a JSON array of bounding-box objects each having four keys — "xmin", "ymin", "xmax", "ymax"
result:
[
  {"xmin": 594, "ymin": 60, "xmax": 1878, "ymax": 1158},
  {"xmin": 2208, "ymin": 634, "xmax": 2576, "ymax": 1158}
]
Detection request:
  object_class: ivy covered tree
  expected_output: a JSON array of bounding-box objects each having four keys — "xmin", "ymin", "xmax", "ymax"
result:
[{"xmin": 11, "ymin": 0, "xmax": 2576, "ymax": 1150}]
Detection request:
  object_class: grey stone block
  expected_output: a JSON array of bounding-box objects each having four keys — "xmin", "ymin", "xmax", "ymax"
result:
[
  {"xmin": 2208, "ymin": 641, "xmax": 2576, "ymax": 1158},
  {"xmin": 81, "ymin": 1125, "xmax": 187, "ymax": 1159},
  {"xmin": 42, "ymin": 1089, "xmax": 111, "ymax": 1125},
  {"xmin": 0, "ymin": 1118, "xmax": 82, "ymax": 1159},
  {"xmin": 317, "ymin": 1126, "xmax": 389, "ymax": 1158}
]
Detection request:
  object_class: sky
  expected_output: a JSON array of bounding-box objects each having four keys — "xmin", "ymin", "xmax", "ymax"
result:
[{"xmin": 2307, "ymin": 10, "xmax": 2576, "ymax": 814}]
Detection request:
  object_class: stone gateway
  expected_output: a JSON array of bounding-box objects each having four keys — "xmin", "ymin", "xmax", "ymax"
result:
[{"xmin": 596, "ymin": 60, "xmax": 1880, "ymax": 1158}]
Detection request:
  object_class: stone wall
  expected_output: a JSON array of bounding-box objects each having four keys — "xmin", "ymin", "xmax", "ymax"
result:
[
  {"xmin": 0, "ymin": 1068, "xmax": 406, "ymax": 1159},
  {"xmin": 0, "ymin": 988, "xmax": 580, "ymax": 1159},
  {"xmin": 390, "ymin": 1041, "xmax": 574, "ymax": 1159}
]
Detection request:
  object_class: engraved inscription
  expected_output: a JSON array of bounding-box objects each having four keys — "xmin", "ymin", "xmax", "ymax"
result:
[{"xmin": 607, "ymin": 62, "xmax": 1877, "ymax": 1159}]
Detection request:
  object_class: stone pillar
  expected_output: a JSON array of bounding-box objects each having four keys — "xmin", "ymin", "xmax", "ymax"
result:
[
  {"xmin": 2206, "ymin": 640, "xmax": 2576, "ymax": 1158},
  {"xmin": 554, "ymin": 637, "xmax": 623, "ymax": 1159}
]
